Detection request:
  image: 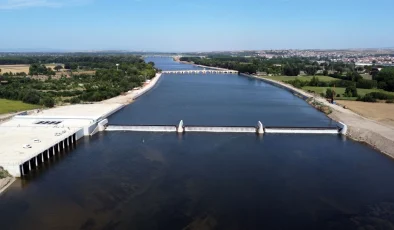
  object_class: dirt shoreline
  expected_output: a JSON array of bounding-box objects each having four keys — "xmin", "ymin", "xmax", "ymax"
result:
[
  {"xmin": 0, "ymin": 177, "xmax": 15, "ymax": 195},
  {"xmin": 176, "ymin": 59, "xmax": 394, "ymax": 158}
]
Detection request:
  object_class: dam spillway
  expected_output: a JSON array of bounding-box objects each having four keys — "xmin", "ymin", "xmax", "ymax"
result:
[
  {"xmin": 106, "ymin": 121, "xmax": 347, "ymax": 135},
  {"xmin": 106, "ymin": 125, "xmax": 177, "ymax": 132}
]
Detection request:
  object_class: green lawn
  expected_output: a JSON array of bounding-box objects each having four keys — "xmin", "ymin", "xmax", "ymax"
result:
[
  {"xmin": 302, "ymin": 86, "xmax": 394, "ymax": 100},
  {"xmin": 264, "ymin": 75, "xmax": 337, "ymax": 82},
  {"xmin": 0, "ymin": 99, "xmax": 40, "ymax": 115}
]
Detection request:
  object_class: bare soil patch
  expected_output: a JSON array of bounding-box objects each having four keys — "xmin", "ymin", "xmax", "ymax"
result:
[
  {"xmin": 336, "ymin": 100, "xmax": 394, "ymax": 127},
  {"xmin": 0, "ymin": 64, "xmax": 29, "ymax": 74}
]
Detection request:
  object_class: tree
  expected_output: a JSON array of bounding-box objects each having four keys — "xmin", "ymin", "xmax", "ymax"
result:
[
  {"xmin": 344, "ymin": 85, "xmax": 358, "ymax": 97},
  {"xmin": 375, "ymin": 67, "xmax": 394, "ymax": 91},
  {"xmin": 22, "ymin": 90, "xmax": 41, "ymax": 104},
  {"xmin": 325, "ymin": 88, "xmax": 335, "ymax": 100},
  {"xmin": 323, "ymin": 70, "xmax": 328, "ymax": 76},
  {"xmin": 54, "ymin": 65, "xmax": 63, "ymax": 72},
  {"xmin": 42, "ymin": 97, "xmax": 55, "ymax": 107},
  {"xmin": 283, "ymin": 65, "xmax": 300, "ymax": 76},
  {"xmin": 305, "ymin": 66, "xmax": 317, "ymax": 75},
  {"xmin": 309, "ymin": 76, "xmax": 320, "ymax": 86}
]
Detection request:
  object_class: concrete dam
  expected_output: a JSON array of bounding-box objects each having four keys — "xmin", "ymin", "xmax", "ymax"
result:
[{"xmin": 106, "ymin": 121, "xmax": 348, "ymax": 135}]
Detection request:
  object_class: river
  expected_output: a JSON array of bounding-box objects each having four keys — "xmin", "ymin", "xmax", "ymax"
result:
[{"xmin": 1, "ymin": 57, "xmax": 394, "ymax": 230}]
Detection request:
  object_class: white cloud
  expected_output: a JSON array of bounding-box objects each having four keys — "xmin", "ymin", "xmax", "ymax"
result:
[{"xmin": 0, "ymin": 0, "xmax": 92, "ymax": 9}]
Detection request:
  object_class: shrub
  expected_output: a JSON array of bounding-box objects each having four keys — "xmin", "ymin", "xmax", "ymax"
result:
[
  {"xmin": 386, "ymin": 99, "xmax": 394, "ymax": 104},
  {"xmin": 367, "ymin": 92, "xmax": 394, "ymax": 100},
  {"xmin": 22, "ymin": 90, "xmax": 41, "ymax": 104},
  {"xmin": 344, "ymin": 85, "xmax": 358, "ymax": 97},
  {"xmin": 0, "ymin": 167, "xmax": 10, "ymax": 179},
  {"xmin": 70, "ymin": 97, "xmax": 81, "ymax": 104},
  {"xmin": 336, "ymin": 94, "xmax": 341, "ymax": 97},
  {"xmin": 357, "ymin": 94, "xmax": 377, "ymax": 102},
  {"xmin": 356, "ymin": 79, "xmax": 377, "ymax": 89},
  {"xmin": 42, "ymin": 97, "xmax": 55, "ymax": 108},
  {"xmin": 325, "ymin": 88, "xmax": 335, "ymax": 99}
]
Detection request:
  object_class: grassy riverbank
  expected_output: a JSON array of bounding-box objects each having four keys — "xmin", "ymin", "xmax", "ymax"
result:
[
  {"xmin": 0, "ymin": 99, "xmax": 40, "ymax": 114},
  {"xmin": 302, "ymin": 86, "xmax": 394, "ymax": 100},
  {"xmin": 264, "ymin": 75, "xmax": 337, "ymax": 82}
]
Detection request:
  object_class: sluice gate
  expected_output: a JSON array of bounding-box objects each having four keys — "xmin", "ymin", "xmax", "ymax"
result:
[{"xmin": 106, "ymin": 121, "xmax": 348, "ymax": 135}]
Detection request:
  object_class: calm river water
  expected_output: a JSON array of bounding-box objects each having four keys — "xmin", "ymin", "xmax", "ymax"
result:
[{"xmin": 1, "ymin": 57, "xmax": 394, "ymax": 230}]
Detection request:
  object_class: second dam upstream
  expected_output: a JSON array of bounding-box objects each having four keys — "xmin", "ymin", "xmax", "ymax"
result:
[
  {"xmin": 1, "ymin": 57, "xmax": 394, "ymax": 230},
  {"xmin": 110, "ymin": 58, "xmax": 335, "ymax": 127}
]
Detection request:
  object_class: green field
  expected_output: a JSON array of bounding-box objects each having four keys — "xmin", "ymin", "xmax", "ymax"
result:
[
  {"xmin": 264, "ymin": 75, "xmax": 337, "ymax": 82},
  {"xmin": 0, "ymin": 99, "xmax": 40, "ymax": 115},
  {"xmin": 302, "ymin": 86, "xmax": 394, "ymax": 100}
]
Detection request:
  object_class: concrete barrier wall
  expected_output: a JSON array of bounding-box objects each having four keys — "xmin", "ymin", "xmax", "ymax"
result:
[
  {"xmin": 98, "ymin": 119, "xmax": 108, "ymax": 132},
  {"xmin": 107, "ymin": 125, "xmax": 340, "ymax": 135},
  {"xmin": 265, "ymin": 128, "xmax": 338, "ymax": 134},
  {"xmin": 106, "ymin": 125, "xmax": 177, "ymax": 132},
  {"xmin": 184, "ymin": 126, "xmax": 256, "ymax": 133}
]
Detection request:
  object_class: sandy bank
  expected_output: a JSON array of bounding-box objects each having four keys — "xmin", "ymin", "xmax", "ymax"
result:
[
  {"xmin": 100, "ymin": 73, "xmax": 162, "ymax": 104},
  {"xmin": 0, "ymin": 177, "xmax": 15, "ymax": 195}
]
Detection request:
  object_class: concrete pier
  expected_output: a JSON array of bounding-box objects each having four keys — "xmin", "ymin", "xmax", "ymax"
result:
[{"xmin": 0, "ymin": 104, "xmax": 124, "ymax": 177}]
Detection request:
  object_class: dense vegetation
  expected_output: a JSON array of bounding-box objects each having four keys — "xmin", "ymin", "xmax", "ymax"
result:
[
  {"xmin": 0, "ymin": 55, "xmax": 157, "ymax": 107},
  {"xmin": 181, "ymin": 56, "xmax": 355, "ymax": 76},
  {"xmin": 181, "ymin": 56, "xmax": 394, "ymax": 94}
]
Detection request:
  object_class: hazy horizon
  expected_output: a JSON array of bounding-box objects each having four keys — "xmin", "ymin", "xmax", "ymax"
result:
[{"xmin": 1, "ymin": 0, "xmax": 394, "ymax": 52}]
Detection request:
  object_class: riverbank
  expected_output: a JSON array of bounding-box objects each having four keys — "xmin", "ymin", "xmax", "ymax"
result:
[
  {"xmin": 0, "ymin": 177, "xmax": 15, "ymax": 195},
  {"xmin": 100, "ymin": 73, "xmax": 162, "ymax": 104},
  {"xmin": 174, "ymin": 58, "xmax": 394, "ymax": 158},
  {"xmin": 256, "ymin": 76, "xmax": 394, "ymax": 158}
]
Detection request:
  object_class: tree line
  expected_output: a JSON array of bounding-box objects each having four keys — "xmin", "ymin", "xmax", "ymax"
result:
[
  {"xmin": 0, "ymin": 55, "xmax": 157, "ymax": 107},
  {"xmin": 180, "ymin": 56, "xmax": 394, "ymax": 92}
]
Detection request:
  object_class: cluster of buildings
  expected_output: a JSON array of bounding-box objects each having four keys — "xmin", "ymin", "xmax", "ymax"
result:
[{"xmin": 255, "ymin": 49, "xmax": 394, "ymax": 66}]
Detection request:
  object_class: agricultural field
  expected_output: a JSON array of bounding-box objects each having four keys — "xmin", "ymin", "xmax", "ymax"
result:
[
  {"xmin": 0, "ymin": 64, "xmax": 30, "ymax": 74},
  {"xmin": 0, "ymin": 99, "xmax": 40, "ymax": 114},
  {"xmin": 264, "ymin": 75, "xmax": 337, "ymax": 82},
  {"xmin": 336, "ymin": 100, "xmax": 394, "ymax": 127},
  {"xmin": 302, "ymin": 86, "xmax": 394, "ymax": 99}
]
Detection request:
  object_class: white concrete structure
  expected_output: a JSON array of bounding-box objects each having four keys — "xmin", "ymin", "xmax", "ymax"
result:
[
  {"xmin": 257, "ymin": 121, "xmax": 264, "ymax": 134},
  {"xmin": 177, "ymin": 120, "xmax": 184, "ymax": 133},
  {"xmin": 162, "ymin": 70, "xmax": 238, "ymax": 74},
  {"xmin": 0, "ymin": 104, "xmax": 124, "ymax": 177},
  {"xmin": 106, "ymin": 125, "xmax": 176, "ymax": 132},
  {"xmin": 106, "ymin": 121, "xmax": 342, "ymax": 135}
]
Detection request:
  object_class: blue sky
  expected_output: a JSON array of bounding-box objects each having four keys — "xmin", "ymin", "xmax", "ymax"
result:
[{"xmin": 0, "ymin": 0, "xmax": 393, "ymax": 52}]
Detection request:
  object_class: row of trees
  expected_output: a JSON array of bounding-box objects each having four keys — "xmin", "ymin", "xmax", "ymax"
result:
[
  {"xmin": 180, "ymin": 56, "xmax": 394, "ymax": 92},
  {"xmin": 180, "ymin": 56, "xmax": 335, "ymax": 76}
]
